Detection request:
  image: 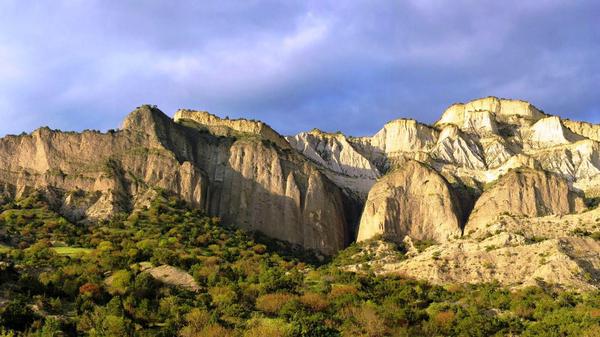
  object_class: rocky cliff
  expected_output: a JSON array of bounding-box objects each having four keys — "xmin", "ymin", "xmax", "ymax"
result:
[
  {"xmin": 291, "ymin": 97, "xmax": 600, "ymax": 202},
  {"xmin": 286, "ymin": 129, "xmax": 379, "ymax": 198},
  {"xmin": 286, "ymin": 96, "xmax": 600, "ymax": 289},
  {"xmin": 465, "ymin": 168, "xmax": 585, "ymax": 237},
  {"xmin": 173, "ymin": 109, "xmax": 291, "ymax": 149},
  {"xmin": 356, "ymin": 160, "xmax": 463, "ymax": 243},
  {"xmin": 3, "ymin": 96, "xmax": 600, "ymax": 288},
  {"xmin": 0, "ymin": 105, "xmax": 350, "ymax": 254}
]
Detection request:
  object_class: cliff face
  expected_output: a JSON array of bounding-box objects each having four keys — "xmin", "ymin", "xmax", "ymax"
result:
[
  {"xmin": 465, "ymin": 169, "xmax": 585, "ymax": 237},
  {"xmin": 563, "ymin": 119, "xmax": 600, "ymax": 142},
  {"xmin": 291, "ymin": 97, "xmax": 600, "ymax": 205},
  {"xmin": 286, "ymin": 130, "xmax": 379, "ymax": 198},
  {"xmin": 283, "ymin": 96, "xmax": 600, "ymax": 289},
  {"xmin": 173, "ymin": 109, "xmax": 291, "ymax": 149},
  {"xmin": 0, "ymin": 105, "xmax": 350, "ymax": 254},
  {"xmin": 3, "ymin": 95, "xmax": 600, "ymax": 276},
  {"xmin": 356, "ymin": 160, "xmax": 463, "ymax": 243}
]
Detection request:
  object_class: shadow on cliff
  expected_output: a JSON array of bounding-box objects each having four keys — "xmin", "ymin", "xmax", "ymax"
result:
[{"xmin": 160, "ymin": 116, "xmax": 356, "ymax": 255}]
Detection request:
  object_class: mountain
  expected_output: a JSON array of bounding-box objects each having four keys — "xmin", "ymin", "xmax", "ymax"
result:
[
  {"xmin": 1, "ymin": 96, "xmax": 600, "ymax": 289},
  {"xmin": 0, "ymin": 105, "xmax": 350, "ymax": 255},
  {"xmin": 289, "ymin": 96, "xmax": 600, "ymax": 289},
  {"xmin": 356, "ymin": 160, "xmax": 463, "ymax": 243}
]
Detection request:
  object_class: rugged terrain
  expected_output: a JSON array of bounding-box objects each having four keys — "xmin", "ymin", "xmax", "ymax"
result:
[
  {"xmin": 290, "ymin": 97, "xmax": 600, "ymax": 290},
  {"xmin": 0, "ymin": 106, "xmax": 350, "ymax": 255},
  {"xmin": 1, "ymin": 96, "xmax": 600, "ymax": 290}
]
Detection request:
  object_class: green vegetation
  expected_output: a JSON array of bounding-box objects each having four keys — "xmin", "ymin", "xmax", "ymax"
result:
[
  {"xmin": 50, "ymin": 247, "xmax": 93, "ymax": 257},
  {"xmin": 0, "ymin": 191, "xmax": 598, "ymax": 336}
]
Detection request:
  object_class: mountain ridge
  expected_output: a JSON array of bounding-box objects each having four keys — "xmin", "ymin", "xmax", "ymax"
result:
[{"xmin": 2, "ymin": 96, "xmax": 600, "ymax": 289}]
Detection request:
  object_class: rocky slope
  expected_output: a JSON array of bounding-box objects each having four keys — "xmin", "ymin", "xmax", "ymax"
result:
[
  {"xmin": 2, "ymin": 96, "xmax": 600, "ymax": 289},
  {"xmin": 290, "ymin": 97, "xmax": 600, "ymax": 199},
  {"xmin": 286, "ymin": 129, "xmax": 379, "ymax": 198},
  {"xmin": 376, "ymin": 233, "xmax": 600, "ymax": 291},
  {"xmin": 465, "ymin": 168, "xmax": 585, "ymax": 237},
  {"xmin": 0, "ymin": 105, "xmax": 351, "ymax": 254},
  {"xmin": 288, "ymin": 96, "xmax": 600, "ymax": 289}
]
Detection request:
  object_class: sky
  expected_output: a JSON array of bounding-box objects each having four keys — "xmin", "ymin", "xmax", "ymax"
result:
[{"xmin": 0, "ymin": 0, "xmax": 599, "ymax": 137}]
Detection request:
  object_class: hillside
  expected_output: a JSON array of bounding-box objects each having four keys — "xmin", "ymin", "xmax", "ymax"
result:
[
  {"xmin": 0, "ymin": 192, "xmax": 599, "ymax": 336},
  {"xmin": 1, "ymin": 97, "xmax": 600, "ymax": 335}
]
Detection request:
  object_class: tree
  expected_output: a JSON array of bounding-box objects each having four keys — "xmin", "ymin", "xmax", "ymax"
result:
[
  {"xmin": 0, "ymin": 298, "xmax": 36, "ymax": 331},
  {"xmin": 106, "ymin": 270, "xmax": 131, "ymax": 296}
]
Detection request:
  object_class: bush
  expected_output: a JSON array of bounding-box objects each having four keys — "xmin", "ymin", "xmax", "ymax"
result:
[
  {"xmin": 256, "ymin": 293, "xmax": 295, "ymax": 315},
  {"xmin": 0, "ymin": 299, "xmax": 36, "ymax": 331},
  {"xmin": 299, "ymin": 292, "xmax": 329, "ymax": 312},
  {"xmin": 106, "ymin": 270, "xmax": 131, "ymax": 296},
  {"xmin": 243, "ymin": 318, "xmax": 291, "ymax": 337}
]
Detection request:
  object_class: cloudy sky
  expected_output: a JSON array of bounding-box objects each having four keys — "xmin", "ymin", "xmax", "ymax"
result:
[{"xmin": 0, "ymin": 0, "xmax": 598, "ymax": 137}]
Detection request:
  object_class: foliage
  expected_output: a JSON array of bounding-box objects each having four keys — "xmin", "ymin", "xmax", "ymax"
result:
[{"xmin": 0, "ymin": 191, "xmax": 598, "ymax": 336}]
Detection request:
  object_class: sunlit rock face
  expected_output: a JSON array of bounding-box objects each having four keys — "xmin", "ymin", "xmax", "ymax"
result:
[
  {"xmin": 0, "ymin": 106, "xmax": 351, "ymax": 255},
  {"xmin": 288, "ymin": 97, "xmax": 600, "ymax": 201},
  {"xmin": 356, "ymin": 160, "xmax": 463, "ymax": 243},
  {"xmin": 465, "ymin": 168, "xmax": 585, "ymax": 237},
  {"xmin": 286, "ymin": 129, "xmax": 380, "ymax": 198},
  {"xmin": 2, "ymin": 96, "xmax": 600, "ymax": 260}
]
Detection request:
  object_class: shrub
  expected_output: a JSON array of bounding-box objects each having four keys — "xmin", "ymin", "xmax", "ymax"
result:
[
  {"xmin": 179, "ymin": 308, "xmax": 212, "ymax": 337},
  {"xmin": 243, "ymin": 318, "xmax": 291, "ymax": 337},
  {"xmin": 106, "ymin": 270, "xmax": 131, "ymax": 296},
  {"xmin": 209, "ymin": 286, "xmax": 238, "ymax": 307},
  {"xmin": 329, "ymin": 284, "xmax": 358, "ymax": 299},
  {"xmin": 256, "ymin": 293, "xmax": 295, "ymax": 315},
  {"xmin": 299, "ymin": 292, "xmax": 329, "ymax": 312},
  {"xmin": 79, "ymin": 282, "xmax": 102, "ymax": 298},
  {"xmin": 0, "ymin": 299, "xmax": 36, "ymax": 331}
]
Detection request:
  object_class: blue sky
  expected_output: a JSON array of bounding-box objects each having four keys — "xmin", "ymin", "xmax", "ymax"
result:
[{"xmin": 0, "ymin": 0, "xmax": 598, "ymax": 137}]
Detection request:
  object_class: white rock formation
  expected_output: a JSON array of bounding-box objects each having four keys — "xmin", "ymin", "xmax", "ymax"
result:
[
  {"xmin": 526, "ymin": 116, "xmax": 582, "ymax": 148},
  {"xmin": 437, "ymin": 97, "xmax": 545, "ymax": 130},
  {"xmin": 465, "ymin": 168, "xmax": 585, "ymax": 236},
  {"xmin": 431, "ymin": 125, "xmax": 486, "ymax": 169},
  {"xmin": 368, "ymin": 119, "xmax": 438, "ymax": 154},
  {"xmin": 286, "ymin": 129, "xmax": 380, "ymax": 196}
]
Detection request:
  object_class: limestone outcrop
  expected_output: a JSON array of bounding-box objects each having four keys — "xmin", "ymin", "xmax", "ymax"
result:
[
  {"xmin": 366, "ymin": 119, "xmax": 438, "ymax": 154},
  {"xmin": 525, "ymin": 116, "xmax": 583, "ymax": 148},
  {"xmin": 173, "ymin": 109, "xmax": 290, "ymax": 149},
  {"xmin": 465, "ymin": 169, "xmax": 585, "ymax": 236},
  {"xmin": 376, "ymin": 235, "xmax": 600, "ymax": 291},
  {"xmin": 287, "ymin": 97, "xmax": 600, "ymax": 206},
  {"xmin": 437, "ymin": 97, "xmax": 545, "ymax": 128},
  {"xmin": 0, "ymin": 105, "xmax": 350, "ymax": 254},
  {"xmin": 3, "ymin": 95, "xmax": 600, "ymax": 267},
  {"xmin": 564, "ymin": 119, "xmax": 600, "ymax": 142},
  {"xmin": 430, "ymin": 125, "xmax": 486, "ymax": 170},
  {"xmin": 286, "ymin": 129, "xmax": 379, "ymax": 197},
  {"xmin": 356, "ymin": 160, "xmax": 463, "ymax": 243}
]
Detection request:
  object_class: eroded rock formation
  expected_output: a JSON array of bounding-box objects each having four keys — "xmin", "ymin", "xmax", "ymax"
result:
[
  {"xmin": 465, "ymin": 168, "xmax": 585, "ymax": 236},
  {"xmin": 356, "ymin": 160, "xmax": 463, "ymax": 243},
  {"xmin": 0, "ymin": 105, "xmax": 350, "ymax": 254}
]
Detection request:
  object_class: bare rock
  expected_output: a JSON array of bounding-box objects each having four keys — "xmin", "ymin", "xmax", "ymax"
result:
[
  {"xmin": 146, "ymin": 265, "xmax": 200, "ymax": 292},
  {"xmin": 465, "ymin": 168, "xmax": 585, "ymax": 236},
  {"xmin": 356, "ymin": 160, "xmax": 463, "ymax": 243},
  {"xmin": 0, "ymin": 105, "xmax": 351, "ymax": 254},
  {"xmin": 286, "ymin": 129, "xmax": 379, "ymax": 197}
]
